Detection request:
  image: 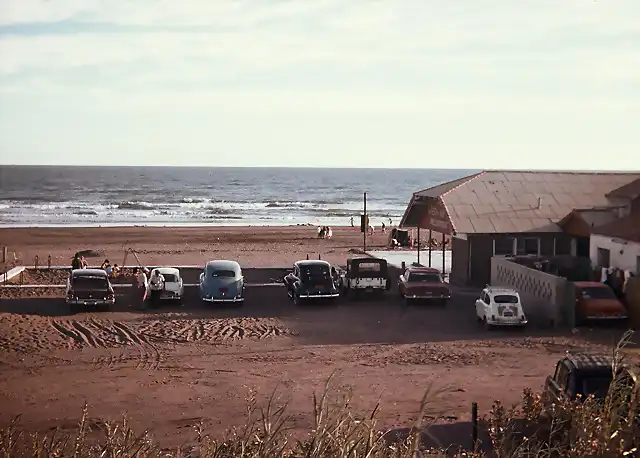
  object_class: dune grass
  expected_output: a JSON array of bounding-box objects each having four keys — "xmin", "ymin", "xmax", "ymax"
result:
[{"xmin": 2, "ymin": 333, "xmax": 639, "ymax": 457}]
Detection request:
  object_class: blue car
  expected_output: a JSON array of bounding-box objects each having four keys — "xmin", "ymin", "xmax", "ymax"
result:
[{"xmin": 199, "ymin": 260, "xmax": 245, "ymax": 304}]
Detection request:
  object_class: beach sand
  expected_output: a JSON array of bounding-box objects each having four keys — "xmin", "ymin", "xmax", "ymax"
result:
[{"xmin": 0, "ymin": 225, "xmax": 449, "ymax": 270}]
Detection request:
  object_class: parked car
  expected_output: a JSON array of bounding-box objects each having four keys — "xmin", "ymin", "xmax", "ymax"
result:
[
  {"xmin": 543, "ymin": 353, "xmax": 639, "ymax": 406},
  {"xmin": 148, "ymin": 267, "xmax": 184, "ymax": 303},
  {"xmin": 397, "ymin": 266, "xmax": 450, "ymax": 305},
  {"xmin": 573, "ymin": 281, "xmax": 628, "ymax": 326},
  {"xmin": 343, "ymin": 257, "xmax": 390, "ymax": 298},
  {"xmin": 475, "ymin": 286, "xmax": 527, "ymax": 329},
  {"xmin": 284, "ymin": 260, "xmax": 340, "ymax": 305},
  {"xmin": 199, "ymin": 260, "xmax": 245, "ymax": 304},
  {"xmin": 66, "ymin": 268, "xmax": 115, "ymax": 313}
]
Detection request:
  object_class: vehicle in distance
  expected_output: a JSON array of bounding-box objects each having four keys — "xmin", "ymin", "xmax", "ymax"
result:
[
  {"xmin": 66, "ymin": 268, "xmax": 116, "ymax": 313},
  {"xmin": 397, "ymin": 266, "xmax": 450, "ymax": 305},
  {"xmin": 343, "ymin": 257, "xmax": 390, "ymax": 298},
  {"xmin": 475, "ymin": 286, "xmax": 527, "ymax": 328},
  {"xmin": 199, "ymin": 260, "xmax": 245, "ymax": 304},
  {"xmin": 284, "ymin": 260, "xmax": 340, "ymax": 305},
  {"xmin": 149, "ymin": 267, "xmax": 184, "ymax": 302},
  {"xmin": 573, "ymin": 281, "xmax": 628, "ymax": 326},
  {"xmin": 543, "ymin": 353, "xmax": 639, "ymax": 406}
]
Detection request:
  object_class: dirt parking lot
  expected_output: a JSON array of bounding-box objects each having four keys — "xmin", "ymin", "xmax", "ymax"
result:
[{"xmin": 0, "ymin": 278, "xmax": 635, "ymax": 450}]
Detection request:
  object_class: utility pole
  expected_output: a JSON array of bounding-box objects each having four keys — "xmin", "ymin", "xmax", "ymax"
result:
[{"xmin": 363, "ymin": 192, "xmax": 367, "ymax": 252}]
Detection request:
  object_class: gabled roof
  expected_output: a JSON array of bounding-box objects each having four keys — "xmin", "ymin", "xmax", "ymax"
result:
[
  {"xmin": 606, "ymin": 178, "xmax": 640, "ymax": 200},
  {"xmin": 401, "ymin": 170, "xmax": 640, "ymax": 234},
  {"xmin": 591, "ymin": 212, "xmax": 640, "ymax": 243}
]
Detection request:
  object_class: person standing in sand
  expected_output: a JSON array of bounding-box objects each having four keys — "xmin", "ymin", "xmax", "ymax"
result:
[
  {"xmin": 133, "ymin": 267, "xmax": 149, "ymax": 309},
  {"xmin": 71, "ymin": 253, "xmax": 81, "ymax": 270},
  {"xmin": 350, "ymin": 216, "xmax": 354, "ymax": 227}
]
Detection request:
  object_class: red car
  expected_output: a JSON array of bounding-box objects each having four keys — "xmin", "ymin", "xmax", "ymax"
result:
[{"xmin": 397, "ymin": 266, "xmax": 451, "ymax": 305}]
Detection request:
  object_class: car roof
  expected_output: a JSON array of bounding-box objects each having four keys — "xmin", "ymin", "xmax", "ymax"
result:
[
  {"xmin": 72, "ymin": 268, "xmax": 107, "ymax": 277},
  {"xmin": 153, "ymin": 267, "xmax": 180, "ymax": 275},
  {"xmin": 407, "ymin": 267, "xmax": 440, "ymax": 273},
  {"xmin": 563, "ymin": 353, "xmax": 613, "ymax": 371},
  {"xmin": 484, "ymin": 286, "xmax": 518, "ymax": 295},
  {"xmin": 205, "ymin": 260, "xmax": 241, "ymax": 270},
  {"xmin": 574, "ymin": 281, "xmax": 609, "ymax": 288},
  {"xmin": 295, "ymin": 260, "xmax": 331, "ymax": 267}
]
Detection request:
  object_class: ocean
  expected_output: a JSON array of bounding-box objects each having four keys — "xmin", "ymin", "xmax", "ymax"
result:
[{"xmin": 0, "ymin": 166, "xmax": 475, "ymax": 227}]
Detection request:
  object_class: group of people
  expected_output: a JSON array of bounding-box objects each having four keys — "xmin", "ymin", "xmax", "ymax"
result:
[
  {"xmin": 70, "ymin": 253, "xmax": 122, "ymax": 279},
  {"xmin": 132, "ymin": 266, "xmax": 166, "ymax": 308},
  {"xmin": 349, "ymin": 217, "xmax": 393, "ymax": 234},
  {"xmin": 317, "ymin": 226, "xmax": 333, "ymax": 239}
]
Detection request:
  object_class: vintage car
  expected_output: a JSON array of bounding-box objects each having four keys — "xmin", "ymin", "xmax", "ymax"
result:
[
  {"xmin": 475, "ymin": 286, "xmax": 528, "ymax": 328},
  {"xmin": 343, "ymin": 257, "xmax": 390, "ymax": 298},
  {"xmin": 574, "ymin": 281, "xmax": 628, "ymax": 326},
  {"xmin": 66, "ymin": 268, "xmax": 116, "ymax": 313},
  {"xmin": 148, "ymin": 267, "xmax": 184, "ymax": 303},
  {"xmin": 397, "ymin": 266, "xmax": 450, "ymax": 305},
  {"xmin": 543, "ymin": 353, "xmax": 639, "ymax": 406},
  {"xmin": 284, "ymin": 260, "xmax": 341, "ymax": 305},
  {"xmin": 199, "ymin": 260, "xmax": 245, "ymax": 304}
]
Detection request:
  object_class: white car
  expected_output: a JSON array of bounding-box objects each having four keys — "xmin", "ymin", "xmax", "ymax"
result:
[
  {"xmin": 149, "ymin": 267, "xmax": 184, "ymax": 302},
  {"xmin": 475, "ymin": 287, "xmax": 528, "ymax": 329}
]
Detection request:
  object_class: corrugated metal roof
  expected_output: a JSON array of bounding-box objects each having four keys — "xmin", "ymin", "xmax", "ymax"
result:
[
  {"xmin": 402, "ymin": 170, "xmax": 640, "ymax": 234},
  {"xmin": 592, "ymin": 212, "xmax": 640, "ymax": 243},
  {"xmin": 606, "ymin": 178, "xmax": 640, "ymax": 199}
]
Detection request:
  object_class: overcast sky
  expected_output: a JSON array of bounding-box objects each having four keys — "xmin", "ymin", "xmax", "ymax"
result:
[{"xmin": 0, "ymin": 0, "xmax": 638, "ymax": 169}]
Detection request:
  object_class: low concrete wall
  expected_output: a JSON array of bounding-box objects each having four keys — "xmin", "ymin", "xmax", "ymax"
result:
[
  {"xmin": 491, "ymin": 257, "xmax": 571, "ymax": 328},
  {"xmin": 0, "ymin": 266, "xmax": 25, "ymax": 284}
]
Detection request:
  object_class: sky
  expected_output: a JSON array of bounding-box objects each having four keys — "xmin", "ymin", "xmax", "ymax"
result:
[{"xmin": 0, "ymin": 0, "xmax": 638, "ymax": 170}]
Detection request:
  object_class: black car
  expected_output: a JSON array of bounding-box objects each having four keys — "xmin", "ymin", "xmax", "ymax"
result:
[
  {"xmin": 543, "ymin": 354, "xmax": 639, "ymax": 405},
  {"xmin": 66, "ymin": 268, "xmax": 116, "ymax": 313},
  {"xmin": 284, "ymin": 260, "xmax": 341, "ymax": 305},
  {"xmin": 343, "ymin": 257, "xmax": 391, "ymax": 298}
]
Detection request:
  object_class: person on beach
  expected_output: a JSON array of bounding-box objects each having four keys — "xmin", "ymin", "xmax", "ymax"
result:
[
  {"xmin": 71, "ymin": 253, "xmax": 81, "ymax": 270},
  {"xmin": 111, "ymin": 264, "xmax": 121, "ymax": 278},
  {"xmin": 326, "ymin": 226, "xmax": 332, "ymax": 239},
  {"xmin": 133, "ymin": 267, "xmax": 149, "ymax": 309},
  {"xmin": 149, "ymin": 269, "xmax": 165, "ymax": 306},
  {"xmin": 381, "ymin": 222, "xmax": 386, "ymax": 234},
  {"xmin": 350, "ymin": 216, "xmax": 354, "ymax": 227},
  {"xmin": 80, "ymin": 256, "xmax": 88, "ymax": 269}
]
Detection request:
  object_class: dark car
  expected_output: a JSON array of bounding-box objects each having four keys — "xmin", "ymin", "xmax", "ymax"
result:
[
  {"xmin": 398, "ymin": 266, "xmax": 451, "ymax": 305},
  {"xmin": 65, "ymin": 268, "xmax": 115, "ymax": 313},
  {"xmin": 543, "ymin": 354, "xmax": 639, "ymax": 406},
  {"xmin": 343, "ymin": 257, "xmax": 391, "ymax": 298},
  {"xmin": 284, "ymin": 260, "xmax": 341, "ymax": 305}
]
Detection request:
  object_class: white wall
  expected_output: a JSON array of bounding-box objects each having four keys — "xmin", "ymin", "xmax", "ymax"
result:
[{"xmin": 590, "ymin": 234, "xmax": 640, "ymax": 273}]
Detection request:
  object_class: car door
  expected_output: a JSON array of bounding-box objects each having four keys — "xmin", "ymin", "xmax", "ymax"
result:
[
  {"xmin": 546, "ymin": 361, "xmax": 569, "ymax": 404},
  {"xmin": 475, "ymin": 291, "xmax": 487, "ymax": 319}
]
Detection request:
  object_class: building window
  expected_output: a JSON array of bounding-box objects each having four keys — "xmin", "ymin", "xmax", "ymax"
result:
[
  {"xmin": 493, "ymin": 236, "xmax": 515, "ymax": 256},
  {"xmin": 554, "ymin": 237, "xmax": 571, "ymax": 255},
  {"xmin": 597, "ymin": 248, "xmax": 610, "ymax": 268},
  {"xmin": 517, "ymin": 237, "xmax": 540, "ymax": 256}
]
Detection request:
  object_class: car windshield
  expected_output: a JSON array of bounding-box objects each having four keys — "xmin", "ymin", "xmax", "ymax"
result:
[
  {"xmin": 73, "ymin": 276, "xmax": 108, "ymax": 290},
  {"xmin": 162, "ymin": 274, "xmax": 178, "ymax": 282},
  {"xmin": 493, "ymin": 294, "xmax": 519, "ymax": 304},
  {"xmin": 301, "ymin": 265, "xmax": 331, "ymax": 282},
  {"xmin": 580, "ymin": 286, "xmax": 616, "ymax": 300},
  {"xmin": 211, "ymin": 269, "xmax": 235, "ymax": 278},
  {"xmin": 408, "ymin": 273, "xmax": 441, "ymax": 283}
]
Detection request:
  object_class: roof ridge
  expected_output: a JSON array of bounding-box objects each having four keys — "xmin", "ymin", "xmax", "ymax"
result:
[
  {"xmin": 483, "ymin": 169, "xmax": 640, "ymax": 176},
  {"xmin": 439, "ymin": 171, "xmax": 485, "ymax": 233},
  {"xmin": 413, "ymin": 173, "xmax": 478, "ymax": 195}
]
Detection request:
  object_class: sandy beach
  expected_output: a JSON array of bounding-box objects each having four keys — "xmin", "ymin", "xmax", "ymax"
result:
[{"xmin": 0, "ymin": 225, "xmax": 426, "ymax": 271}]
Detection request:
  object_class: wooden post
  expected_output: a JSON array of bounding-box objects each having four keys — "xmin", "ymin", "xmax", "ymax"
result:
[
  {"xmin": 401, "ymin": 261, "xmax": 406, "ymax": 271},
  {"xmin": 428, "ymin": 229, "xmax": 432, "ymax": 267},
  {"xmin": 441, "ymin": 232, "xmax": 446, "ymax": 276},
  {"xmin": 47, "ymin": 255, "xmax": 52, "ymax": 269},
  {"xmin": 363, "ymin": 192, "xmax": 367, "ymax": 253},
  {"xmin": 471, "ymin": 402, "xmax": 478, "ymax": 449},
  {"xmin": 306, "ymin": 254, "xmax": 309, "ymax": 260},
  {"xmin": 318, "ymin": 254, "xmax": 321, "ymax": 260},
  {"xmin": 1, "ymin": 247, "xmax": 6, "ymax": 264},
  {"xmin": 34, "ymin": 255, "xmax": 39, "ymax": 269},
  {"xmin": 417, "ymin": 227, "xmax": 421, "ymax": 265}
]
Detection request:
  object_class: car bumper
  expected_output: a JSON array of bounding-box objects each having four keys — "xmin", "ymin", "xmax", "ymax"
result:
[
  {"xmin": 151, "ymin": 290, "xmax": 183, "ymax": 300},
  {"xmin": 585, "ymin": 315, "xmax": 628, "ymax": 320},
  {"xmin": 302, "ymin": 293, "xmax": 340, "ymax": 298},
  {"xmin": 66, "ymin": 298, "xmax": 116, "ymax": 305},
  {"xmin": 487, "ymin": 319, "xmax": 528, "ymax": 326},
  {"xmin": 406, "ymin": 294, "xmax": 450, "ymax": 299},
  {"xmin": 202, "ymin": 296, "xmax": 244, "ymax": 303}
]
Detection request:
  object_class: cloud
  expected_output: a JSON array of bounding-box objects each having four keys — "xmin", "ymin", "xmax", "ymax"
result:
[{"xmin": 0, "ymin": 0, "xmax": 639, "ymax": 168}]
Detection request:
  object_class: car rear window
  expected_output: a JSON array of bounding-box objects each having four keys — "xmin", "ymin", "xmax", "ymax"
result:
[
  {"xmin": 212, "ymin": 270, "xmax": 235, "ymax": 278},
  {"xmin": 163, "ymin": 274, "xmax": 178, "ymax": 282},
  {"xmin": 73, "ymin": 276, "xmax": 108, "ymax": 289},
  {"xmin": 493, "ymin": 294, "xmax": 519, "ymax": 304},
  {"xmin": 357, "ymin": 262, "xmax": 381, "ymax": 272},
  {"xmin": 580, "ymin": 286, "xmax": 616, "ymax": 300},
  {"xmin": 408, "ymin": 273, "xmax": 441, "ymax": 283},
  {"xmin": 301, "ymin": 265, "xmax": 331, "ymax": 281}
]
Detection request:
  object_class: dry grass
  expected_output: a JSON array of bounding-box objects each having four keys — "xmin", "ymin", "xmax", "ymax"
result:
[{"xmin": 2, "ymin": 334, "xmax": 639, "ymax": 458}]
